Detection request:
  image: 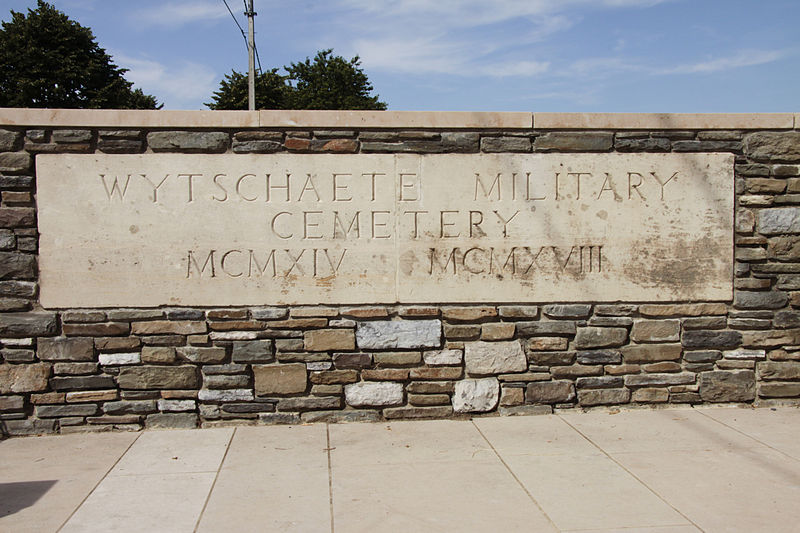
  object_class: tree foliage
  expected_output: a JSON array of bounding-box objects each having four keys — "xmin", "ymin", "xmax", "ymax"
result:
[
  {"xmin": 0, "ymin": 1, "xmax": 159, "ymax": 109},
  {"xmin": 285, "ymin": 49, "xmax": 386, "ymax": 110},
  {"xmin": 205, "ymin": 69, "xmax": 287, "ymax": 110},
  {"xmin": 206, "ymin": 49, "xmax": 387, "ymax": 110}
]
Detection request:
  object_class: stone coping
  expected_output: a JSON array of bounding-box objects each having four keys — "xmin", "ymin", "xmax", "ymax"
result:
[{"xmin": 0, "ymin": 108, "xmax": 796, "ymax": 129}]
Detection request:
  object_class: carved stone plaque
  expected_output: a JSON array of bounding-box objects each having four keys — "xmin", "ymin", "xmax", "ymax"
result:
[{"xmin": 36, "ymin": 153, "xmax": 733, "ymax": 307}]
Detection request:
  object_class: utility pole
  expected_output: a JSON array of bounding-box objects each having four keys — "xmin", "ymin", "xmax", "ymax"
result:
[{"xmin": 245, "ymin": 0, "xmax": 256, "ymax": 110}]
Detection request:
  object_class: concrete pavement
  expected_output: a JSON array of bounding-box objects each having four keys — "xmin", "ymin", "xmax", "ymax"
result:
[{"xmin": 2, "ymin": 406, "xmax": 799, "ymax": 532}]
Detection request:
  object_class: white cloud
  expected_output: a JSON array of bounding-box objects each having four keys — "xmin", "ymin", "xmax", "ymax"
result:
[
  {"xmin": 114, "ymin": 54, "xmax": 218, "ymax": 109},
  {"xmin": 131, "ymin": 1, "xmax": 240, "ymax": 27},
  {"xmin": 332, "ymin": 0, "xmax": 667, "ymax": 79},
  {"xmin": 656, "ymin": 49, "xmax": 785, "ymax": 75}
]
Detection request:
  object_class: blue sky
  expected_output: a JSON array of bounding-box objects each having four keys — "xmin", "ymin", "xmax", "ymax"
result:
[{"xmin": 1, "ymin": 0, "xmax": 798, "ymax": 111}]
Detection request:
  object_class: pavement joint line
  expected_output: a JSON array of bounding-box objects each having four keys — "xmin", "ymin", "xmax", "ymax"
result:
[
  {"xmin": 55, "ymin": 429, "xmax": 144, "ymax": 533},
  {"xmin": 692, "ymin": 407, "xmax": 800, "ymax": 462},
  {"xmin": 470, "ymin": 419, "xmax": 561, "ymax": 532},
  {"xmin": 555, "ymin": 413, "xmax": 706, "ymax": 533},
  {"xmin": 326, "ymin": 423, "xmax": 335, "ymax": 533},
  {"xmin": 193, "ymin": 426, "xmax": 237, "ymax": 533}
]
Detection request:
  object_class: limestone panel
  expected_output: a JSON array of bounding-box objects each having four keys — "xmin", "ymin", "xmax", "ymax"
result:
[{"xmin": 37, "ymin": 153, "xmax": 733, "ymax": 306}]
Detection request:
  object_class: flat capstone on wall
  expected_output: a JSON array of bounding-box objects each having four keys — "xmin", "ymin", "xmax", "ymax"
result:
[{"xmin": 1, "ymin": 109, "xmax": 800, "ymax": 436}]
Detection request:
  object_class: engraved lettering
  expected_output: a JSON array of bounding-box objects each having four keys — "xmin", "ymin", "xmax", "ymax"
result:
[
  {"xmin": 363, "ymin": 172, "xmax": 386, "ymax": 201},
  {"xmin": 303, "ymin": 211, "xmax": 324, "ymax": 240},
  {"xmin": 324, "ymin": 249, "xmax": 347, "ymax": 274},
  {"xmin": 628, "ymin": 172, "xmax": 645, "ymax": 200},
  {"xmin": 187, "ymin": 250, "xmax": 216, "ymax": 278},
  {"xmin": 179, "ymin": 173, "xmax": 202, "ymax": 203},
  {"xmin": 220, "ymin": 249, "xmax": 243, "ymax": 277},
  {"xmin": 271, "ymin": 212, "xmax": 293, "ymax": 240},
  {"xmin": 333, "ymin": 211, "xmax": 361, "ymax": 239},
  {"xmin": 212, "ymin": 173, "xmax": 228, "ymax": 202},
  {"xmin": 266, "ymin": 173, "xmax": 290, "ymax": 202},
  {"xmin": 651, "ymin": 171, "xmax": 678, "ymax": 200},
  {"xmin": 474, "ymin": 173, "xmax": 501, "ymax": 201},
  {"xmin": 469, "ymin": 210, "xmax": 486, "ymax": 238},
  {"xmin": 236, "ymin": 173, "xmax": 258, "ymax": 202},
  {"xmin": 140, "ymin": 174, "xmax": 169, "ymax": 203},
  {"xmin": 371, "ymin": 211, "xmax": 391, "ymax": 239},
  {"xmin": 100, "ymin": 174, "xmax": 132, "ymax": 200},
  {"xmin": 285, "ymin": 249, "xmax": 305, "ymax": 276},
  {"xmin": 493, "ymin": 210, "xmax": 519, "ymax": 238},
  {"xmin": 248, "ymin": 249, "xmax": 277, "ymax": 277},
  {"xmin": 332, "ymin": 173, "xmax": 353, "ymax": 201},
  {"xmin": 440, "ymin": 210, "xmax": 460, "ymax": 238},
  {"xmin": 298, "ymin": 174, "xmax": 321, "ymax": 202},
  {"xmin": 399, "ymin": 173, "xmax": 419, "ymax": 201},
  {"xmin": 404, "ymin": 210, "xmax": 428, "ymax": 239}
]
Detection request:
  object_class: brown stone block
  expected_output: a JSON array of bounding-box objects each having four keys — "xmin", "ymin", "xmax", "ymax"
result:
[
  {"xmin": 304, "ymin": 329, "xmax": 355, "ymax": 351},
  {"xmin": 441, "ymin": 306, "xmax": 497, "ymax": 321},
  {"xmin": 208, "ymin": 320, "xmax": 265, "ymax": 331},
  {"xmin": 481, "ymin": 323, "xmax": 515, "ymax": 340},
  {"xmin": 383, "ymin": 406, "xmax": 454, "ymax": 419},
  {"xmin": 409, "ymin": 393, "xmax": 450, "ymax": 406},
  {"xmin": 30, "ymin": 392, "xmax": 65, "ymax": 404},
  {"xmin": 66, "ymin": 390, "xmax": 118, "ymax": 402},
  {"xmin": 578, "ymin": 388, "xmax": 630, "ymax": 406},
  {"xmin": 621, "ymin": 344, "xmax": 682, "ymax": 363},
  {"xmin": 253, "ymin": 364, "xmax": 308, "ymax": 395},
  {"xmin": 131, "ymin": 320, "xmax": 207, "ymax": 335},
  {"xmin": 309, "ymin": 369, "xmax": 359, "ymax": 384},
  {"xmin": 206, "ymin": 309, "xmax": 248, "ymax": 320},
  {"xmin": 362, "ymin": 368, "xmax": 410, "ymax": 381},
  {"xmin": 63, "ymin": 322, "xmax": 130, "ymax": 336},
  {"xmin": 499, "ymin": 387, "xmax": 524, "ymax": 406},
  {"xmin": 639, "ymin": 303, "xmax": 727, "ymax": 317},
  {"xmin": 95, "ymin": 337, "xmax": 141, "ymax": 351},
  {"xmin": 526, "ymin": 381, "xmax": 575, "ymax": 404},
  {"xmin": 271, "ymin": 318, "xmax": 328, "ymax": 329},
  {"xmin": 340, "ymin": 307, "xmax": 389, "ymax": 318},
  {"xmin": 373, "ymin": 351, "xmax": 422, "ymax": 366},
  {"xmin": 632, "ymin": 388, "xmax": 669, "ymax": 403},
  {"xmin": 527, "ymin": 337, "xmax": 568, "ymax": 351},
  {"xmin": 38, "ymin": 337, "xmax": 94, "ymax": 361},
  {"xmin": 0, "ymin": 207, "xmax": 35, "ymax": 228},
  {"xmin": 550, "ymin": 365, "xmax": 604, "ymax": 379},
  {"xmin": 409, "ymin": 367, "xmax": 463, "ymax": 380},
  {"xmin": 407, "ymin": 381, "xmax": 454, "ymax": 394},
  {"xmin": 117, "ymin": 365, "xmax": 199, "ymax": 389},
  {"xmin": 0, "ymin": 363, "xmax": 50, "ymax": 393}
]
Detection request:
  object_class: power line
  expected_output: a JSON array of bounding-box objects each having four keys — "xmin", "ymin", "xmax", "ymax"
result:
[{"xmin": 222, "ymin": 0, "xmax": 248, "ymax": 46}]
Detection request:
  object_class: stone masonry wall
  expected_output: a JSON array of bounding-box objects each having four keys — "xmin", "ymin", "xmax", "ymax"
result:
[{"xmin": 2, "ymin": 119, "xmax": 800, "ymax": 435}]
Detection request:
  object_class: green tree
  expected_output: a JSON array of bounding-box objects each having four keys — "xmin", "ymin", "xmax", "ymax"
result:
[
  {"xmin": 0, "ymin": 1, "xmax": 159, "ymax": 109},
  {"xmin": 285, "ymin": 49, "xmax": 386, "ymax": 110},
  {"xmin": 205, "ymin": 69, "xmax": 287, "ymax": 110},
  {"xmin": 206, "ymin": 49, "xmax": 386, "ymax": 110}
]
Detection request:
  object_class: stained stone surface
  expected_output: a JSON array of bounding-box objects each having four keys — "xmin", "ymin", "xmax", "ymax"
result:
[
  {"xmin": 356, "ymin": 320, "xmax": 441, "ymax": 350},
  {"xmin": 464, "ymin": 340, "xmax": 527, "ymax": 375},
  {"xmin": 344, "ymin": 381, "xmax": 404, "ymax": 407},
  {"xmin": 452, "ymin": 377, "xmax": 500, "ymax": 412},
  {"xmin": 37, "ymin": 153, "xmax": 733, "ymax": 307}
]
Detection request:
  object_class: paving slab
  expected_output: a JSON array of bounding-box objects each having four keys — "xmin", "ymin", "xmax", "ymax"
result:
[
  {"xmin": 197, "ymin": 425, "xmax": 330, "ymax": 533},
  {"xmin": 328, "ymin": 418, "xmax": 495, "ymax": 465},
  {"xmin": 331, "ymin": 459, "xmax": 556, "ymax": 532},
  {"xmin": 60, "ymin": 472, "xmax": 216, "ymax": 533},
  {"xmin": 697, "ymin": 406, "xmax": 800, "ymax": 460},
  {"xmin": 558, "ymin": 407, "xmax": 759, "ymax": 453},
  {"xmin": 476, "ymin": 416, "xmax": 691, "ymax": 531},
  {"xmin": 0, "ymin": 431, "xmax": 138, "ymax": 532},
  {"xmin": 613, "ymin": 446, "xmax": 800, "ymax": 533},
  {"xmin": 111, "ymin": 427, "xmax": 233, "ymax": 475}
]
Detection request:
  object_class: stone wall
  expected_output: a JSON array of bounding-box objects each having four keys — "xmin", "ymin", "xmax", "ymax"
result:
[{"xmin": 1, "ymin": 110, "xmax": 800, "ymax": 436}]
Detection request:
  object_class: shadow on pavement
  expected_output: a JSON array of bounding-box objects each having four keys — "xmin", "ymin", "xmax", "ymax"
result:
[{"xmin": 0, "ymin": 480, "xmax": 58, "ymax": 518}]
